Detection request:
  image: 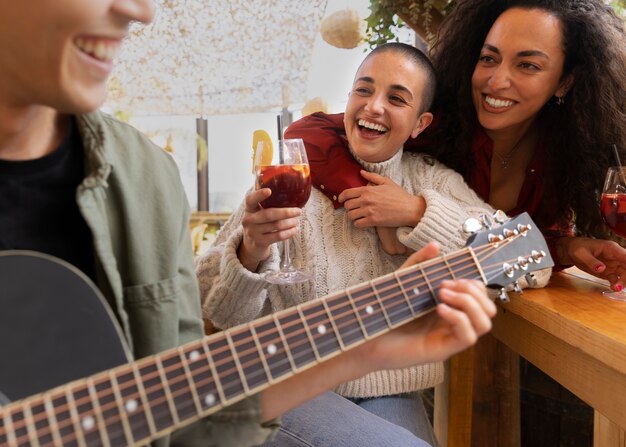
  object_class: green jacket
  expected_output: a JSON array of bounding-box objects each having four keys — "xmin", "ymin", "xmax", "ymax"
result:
[{"xmin": 75, "ymin": 111, "xmax": 277, "ymax": 446}]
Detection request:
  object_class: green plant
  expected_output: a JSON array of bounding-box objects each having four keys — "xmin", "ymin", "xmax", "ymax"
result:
[{"xmin": 365, "ymin": 0, "xmax": 453, "ymax": 48}]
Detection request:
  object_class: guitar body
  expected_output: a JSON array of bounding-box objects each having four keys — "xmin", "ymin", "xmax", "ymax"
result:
[{"xmin": 0, "ymin": 251, "xmax": 129, "ymax": 405}]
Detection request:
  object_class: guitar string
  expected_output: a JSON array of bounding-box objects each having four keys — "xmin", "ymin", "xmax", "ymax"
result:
[
  {"xmin": 2, "ymin": 245, "xmax": 510, "ymax": 447},
  {"xmin": 4, "ymin": 242, "xmax": 523, "ymax": 444},
  {"xmin": 3, "ymin": 244, "xmax": 511, "ymax": 445}
]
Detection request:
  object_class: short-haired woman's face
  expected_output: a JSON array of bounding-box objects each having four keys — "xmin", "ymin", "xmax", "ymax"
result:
[
  {"xmin": 471, "ymin": 7, "xmax": 571, "ymax": 138},
  {"xmin": 344, "ymin": 51, "xmax": 430, "ymax": 163}
]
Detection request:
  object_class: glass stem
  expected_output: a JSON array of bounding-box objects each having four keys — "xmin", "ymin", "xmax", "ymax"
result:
[{"xmin": 280, "ymin": 239, "xmax": 294, "ymax": 271}]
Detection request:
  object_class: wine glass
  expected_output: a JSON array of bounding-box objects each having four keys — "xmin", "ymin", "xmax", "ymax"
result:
[
  {"xmin": 600, "ymin": 166, "xmax": 626, "ymax": 300},
  {"xmin": 255, "ymin": 138, "xmax": 312, "ymax": 284}
]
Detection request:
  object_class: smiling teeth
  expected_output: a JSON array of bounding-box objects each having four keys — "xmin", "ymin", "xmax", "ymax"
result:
[
  {"xmin": 358, "ymin": 119, "xmax": 388, "ymax": 132},
  {"xmin": 75, "ymin": 37, "xmax": 120, "ymax": 62},
  {"xmin": 485, "ymin": 96, "xmax": 514, "ymax": 108}
]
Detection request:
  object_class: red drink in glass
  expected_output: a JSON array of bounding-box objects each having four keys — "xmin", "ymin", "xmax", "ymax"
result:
[
  {"xmin": 601, "ymin": 193, "xmax": 626, "ymax": 238},
  {"xmin": 256, "ymin": 164, "xmax": 311, "ymax": 208}
]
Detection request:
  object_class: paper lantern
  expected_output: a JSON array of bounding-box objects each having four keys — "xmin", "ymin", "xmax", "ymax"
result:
[{"xmin": 320, "ymin": 9, "xmax": 364, "ymax": 49}]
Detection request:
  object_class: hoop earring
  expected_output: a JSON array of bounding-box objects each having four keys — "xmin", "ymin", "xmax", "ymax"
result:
[{"xmin": 556, "ymin": 95, "xmax": 565, "ymax": 106}]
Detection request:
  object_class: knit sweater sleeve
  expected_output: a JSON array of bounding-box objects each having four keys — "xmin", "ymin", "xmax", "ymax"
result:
[
  {"xmin": 195, "ymin": 203, "xmax": 275, "ymax": 328},
  {"xmin": 195, "ymin": 195, "xmax": 318, "ymax": 329},
  {"xmin": 397, "ymin": 155, "xmax": 495, "ymax": 254}
]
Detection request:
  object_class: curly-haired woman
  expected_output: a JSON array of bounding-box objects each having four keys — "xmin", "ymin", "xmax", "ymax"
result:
[
  {"xmin": 288, "ymin": 0, "xmax": 626, "ymax": 289},
  {"xmin": 286, "ymin": 1, "xmax": 626, "ymax": 444}
]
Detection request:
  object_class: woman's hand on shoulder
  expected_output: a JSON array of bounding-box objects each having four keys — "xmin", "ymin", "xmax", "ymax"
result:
[
  {"xmin": 238, "ymin": 188, "xmax": 301, "ymax": 272},
  {"xmin": 556, "ymin": 236, "xmax": 626, "ymax": 291},
  {"xmin": 338, "ymin": 170, "xmax": 425, "ymax": 228}
]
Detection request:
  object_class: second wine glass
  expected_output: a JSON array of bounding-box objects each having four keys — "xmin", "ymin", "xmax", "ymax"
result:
[
  {"xmin": 600, "ymin": 166, "xmax": 626, "ymax": 300},
  {"xmin": 255, "ymin": 138, "xmax": 312, "ymax": 284}
]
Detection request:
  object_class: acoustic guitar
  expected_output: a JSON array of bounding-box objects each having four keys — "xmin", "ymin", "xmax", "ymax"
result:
[{"xmin": 0, "ymin": 212, "xmax": 552, "ymax": 446}]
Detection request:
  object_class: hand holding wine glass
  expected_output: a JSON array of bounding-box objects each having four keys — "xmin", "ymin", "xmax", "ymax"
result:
[
  {"xmin": 600, "ymin": 166, "xmax": 626, "ymax": 300},
  {"xmin": 254, "ymin": 138, "xmax": 312, "ymax": 284}
]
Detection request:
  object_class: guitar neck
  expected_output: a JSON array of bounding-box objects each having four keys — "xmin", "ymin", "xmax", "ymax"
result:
[{"xmin": 0, "ymin": 247, "xmax": 483, "ymax": 446}]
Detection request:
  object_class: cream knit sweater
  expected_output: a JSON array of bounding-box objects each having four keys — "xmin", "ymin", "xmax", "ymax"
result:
[{"xmin": 196, "ymin": 149, "xmax": 495, "ymax": 398}]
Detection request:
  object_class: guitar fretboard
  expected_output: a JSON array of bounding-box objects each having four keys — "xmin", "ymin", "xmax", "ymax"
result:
[{"xmin": 0, "ymin": 248, "xmax": 484, "ymax": 447}]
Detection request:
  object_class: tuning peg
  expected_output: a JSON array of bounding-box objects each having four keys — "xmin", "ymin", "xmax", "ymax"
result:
[
  {"xmin": 502, "ymin": 262, "xmax": 515, "ymax": 278},
  {"xmin": 492, "ymin": 210, "xmax": 508, "ymax": 224},
  {"xmin": 525, "ymin": 273, "xmax": 538, "ymax": 287},
  {"xmin": 517, "ymin": 223, "xmax": 532, "ymax": 236},
  {"xmin": 462, "ymin": 217, "xmax": 483, "ymax": 234},
  {"xmin": 531, "ymin": 250, "xmax": 546, "ymax": 263},
  {"xmin": 513, "ymin": 281, "xmax": 523, "ymax": 294},
  {"xmin": 498, "ymin": 288, "xmax": 510, "ymax": 303},
  {"xmin": 517, "ymin": 256, "xmax": 529, "ymax": 270},
  {"xmin": 503, "ymin": 228, "xmax": 518, "ymax": 238},
  {"xmin": 489, "ymin": 233, "xmax": 505, "ymax": 244},
  {"xmin": 479, "ymin": 214, "xmax": 494, "ymax": 229}
]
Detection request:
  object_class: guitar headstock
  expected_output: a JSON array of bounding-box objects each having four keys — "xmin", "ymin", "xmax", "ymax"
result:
[{"xmin": 464, "ymin": 212, "xmax": 554, "ymax": 299}]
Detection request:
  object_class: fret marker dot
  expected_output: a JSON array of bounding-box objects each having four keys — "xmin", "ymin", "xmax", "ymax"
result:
[
  {"xmin": 205, "ymin": 393, "xmax": 216, "ymax": 406},
  {"xmin": 412, "ymin": 287, "xmax": 420, "ymax": 295},
  {"xmin": 365, "ymin": 305, "xmax": 374, "ymax": 315},
  {"xmin": 81, "ymin": 416, "xmax": 95, "ymax": 431},
  {"xmin": 267, "ymin": 344, "xmax": 277, "ymax": 355},
  {"xmin": 189, "ymin": 350, "xmax": 200, "ymax": 362},
  {"xmin": 125, "ymin": 399, "xmax": 138, "ymax": 413},
  {"xmin": 317, "ymin": 324, "xmax": 327, "ymax": 335}
]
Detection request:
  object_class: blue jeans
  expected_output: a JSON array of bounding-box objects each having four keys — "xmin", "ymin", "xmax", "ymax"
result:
[{"xmin": 256, "ymin": 392, "xmax": 436, "ymax": 447}]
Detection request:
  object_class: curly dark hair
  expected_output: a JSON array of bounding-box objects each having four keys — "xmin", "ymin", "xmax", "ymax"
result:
[{"xmin": 424, "ymin": 0, "xmax": 626, "ymax": 238}]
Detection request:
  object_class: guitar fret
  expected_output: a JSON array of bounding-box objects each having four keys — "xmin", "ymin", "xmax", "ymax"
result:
[
  {"xmin": 443, "ymin": 256, "xmax": 456, "ymax": 279},
  {"xmin": 206, "ymin": 336, "xmax": 245, "ymax": 401},
  {"xmin": 249, "ymin": 324, "xmax": 276, "ymax": 384},
  {"xmin": 345, "ymin": 291, "xmax": 370, "ymax": 340},
  {"xmin": 86, "ymin": 378, "xmax": 112, "ymax": 447},
  {"xmin": 349, "ymin": 285, "xmax": 391, "ymax": 336},
  {"xmin": 70, "ymin": 384, "xmax": 103, "ymax": 447},
  {"xmin": 325, "ymin": 293, "xmax": 365, "ymax": 347},
  {"xmin": 154, "ymin": 358, "xmax": 181, "ymax": 426},
  {"xmin": 300, "ymin": 302, "xmax": 341, "ymax": 358},
  {"xmin": 115, "ymin": 368, "xmax": 152, "ymax": 442},
  {"xmin": 177, "ymin": 347, "xmax": 203, "ymax": 416},
  {"xmin": 225, "ymin": 332, "xmax": 252, "ymax": 394},
  {"xmin": 108, "ymin": 372, "xmax": 135, "ymax": 445},
  {"xmin": 418, "ymin": 264, "xmax": 438, "ymax": 305},
  {"xmin": 296, "ymin": 307, "xmax": 322, "ymax": 361},
  {"xmin": 22, "ymin": 401, "xmax": 42, "ymax": 447},
  {"xmin": 200, "ymin": 339, "xmax": 227, "ymax": 406},
  {"xmin": 64, "ymin": 387, "xmax": 87, "ymax": 447},
  {"xmin": 130, "ymin": 363, "xmax": 157, "ymax": 438},
  {"xmin": 393, "ymin": 272, "xmax": 417, "ymax": 318},
  {"xmin": 277, "ymin": 311, "xmax": 316, "ymax": 370},
  {"xmin": 259, "ymin": 317, "xmax": 295, "ymax": 380},
  {"xmin": 467, "ymin": 248, "xmax": 488, "ymax": 283},
  {"xmin": 321, "ymin": 300, "xmax": 346, "ymax": 350},
  {"xmin": 51, "ymin": 391, "xmax": 79, "ymax": 447},
  {"xmin": 3, "ymin": 407, "xmax": 19, "ymax": 447},
  {"xmin": 230, "ymin": 328, "xmax": 269, "ymax": 391},
  {"xmin": 160, "ymin": 353, "xmax": 197, "ymax": 421},
  {"xmin": 370, "ymin": 281, "xmax": 393, "ymax": 327},
  {"xmin": 272, "ymin": 314, "xmax": 298, "ymax": 371},
  {"xmin": 372, "ymin": 276, "xmax": 412, "ymax": 326},
  {"xmin": 183, "ymin": 343, "xmax": 220, "ymax": 413},
  {"xmin": 29, "ymin": 400, "xmax": 54, "ymax": 447}
]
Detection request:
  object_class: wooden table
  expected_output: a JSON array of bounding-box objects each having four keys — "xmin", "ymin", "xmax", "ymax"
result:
[{"xmin": 434, "ymin": 268, "xmax": 626, "ymax": 447}]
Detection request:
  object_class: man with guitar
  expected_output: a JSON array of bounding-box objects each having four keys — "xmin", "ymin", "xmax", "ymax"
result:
[{"xmin": 0, "ymin": 1, "xmax": 499, "ymax": 446}]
